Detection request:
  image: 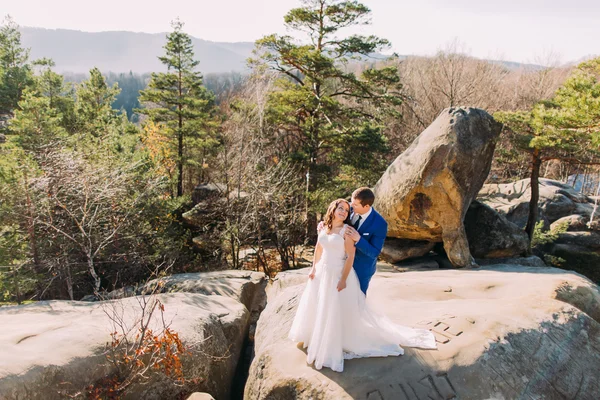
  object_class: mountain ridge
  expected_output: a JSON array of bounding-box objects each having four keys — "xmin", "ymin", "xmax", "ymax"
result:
[
  {"xmin": 20, "ymin": 26, "xmax": 548, "ymax": 75},
  {"xmin": 20, "ymin": 27, "xmax": 256, "ymax": 74}
]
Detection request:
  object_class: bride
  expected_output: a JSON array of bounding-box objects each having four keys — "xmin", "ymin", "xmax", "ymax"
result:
[{"xmin": 289, "ymin": 198, "xmax": 437, "ymax": 372}]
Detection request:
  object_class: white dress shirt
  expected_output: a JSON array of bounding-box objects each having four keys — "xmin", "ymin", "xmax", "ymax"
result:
[{"xmin": 352, "ymin": 207, "xmax": 372, "ymax": 230}]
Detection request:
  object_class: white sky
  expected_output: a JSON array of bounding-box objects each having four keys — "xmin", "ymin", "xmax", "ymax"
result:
[{"xmin": 3, "ymin": 0, "xmax": 599, "ymax": 65}]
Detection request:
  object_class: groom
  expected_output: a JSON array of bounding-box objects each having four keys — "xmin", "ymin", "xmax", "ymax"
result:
[{"xmin": 344, "ymin": 187, "xmax": 388, "ymax": 294}]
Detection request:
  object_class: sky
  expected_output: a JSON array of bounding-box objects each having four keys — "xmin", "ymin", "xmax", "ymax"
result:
[{"xmin": 3, "ymin": 0, "xmax": 599, "ymax": 65}]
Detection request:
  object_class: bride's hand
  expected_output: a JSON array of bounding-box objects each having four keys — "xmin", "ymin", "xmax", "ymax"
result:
[
  {"xmin": 308, "ymin": 269, "xmax": 316, "ymax": 280},
  {"xmin": 337, "ymin": 279, "xmax": 346, "ymax": 292}
]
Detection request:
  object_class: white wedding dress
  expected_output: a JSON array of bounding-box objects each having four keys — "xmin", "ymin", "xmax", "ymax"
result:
[{"xmin": 289, "ymin": 224, "xmax": 437, "ymax": 372}]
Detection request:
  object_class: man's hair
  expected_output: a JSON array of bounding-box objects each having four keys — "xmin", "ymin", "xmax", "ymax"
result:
[{"xmin": 352, "ymin": 187, "xmax": 375, "ymax": 207}]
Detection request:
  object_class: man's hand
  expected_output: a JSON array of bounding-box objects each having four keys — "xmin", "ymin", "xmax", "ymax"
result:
[
  {"xmin": 317, "ymin": 221, "xmax": 325, "ymax": 233},
  {"xmin": 344, "ymin": 226, "xmax": 360, "ymax": 243}
]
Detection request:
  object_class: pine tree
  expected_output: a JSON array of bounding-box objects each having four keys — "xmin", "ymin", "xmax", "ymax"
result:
[
  {"xmin": 249, "ymin": 0, "xmax": 403, "ymax": 235},
  {"xmin": 0, "ymin": 16, "xmax": 32, "ymax": 114},
  {"xmin": 496, "ymin": 57, "xmax": 600, "ymax": 250},
  {"xmin": 138, "ymin": 19, "xmax": 217, "ymax": 197},
  {"xmin": 75, "ymin": 67, "xmax": 120, "ymax": 139}
]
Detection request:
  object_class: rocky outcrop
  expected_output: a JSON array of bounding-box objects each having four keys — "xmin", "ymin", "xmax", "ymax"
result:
[
  {"xmin": 381, "ymin": 201, "xmax": 529, "ymax": 263},
  {"xmin": 374, "ymin": 107, "xmax": 501, "ymax": 268},
  {"xmin": 104, "ymin": 270, "xmax": 266, "ymax": 313},
  {"xmin": 464, "ymin": 200, "xmax": 528, "ymax": 258},
  {"xmin": 246, "ymin": 266, "xmax": 600, "ymax": 399},
  {"xmin": 478, "ymin": 178, "xmax": 595, "ymax": 227},
  {"xmin": 380, "ymin": 239, "xmax": 436, "ymax": 264},
  {"xmin": 479, "ymin": 178, "xmax": 600, "ymax": 282},
  {"xmin": 107, "ymin": 270, "xmax": 268, "ymax": 351},
  {"xmin": 0, "ymin": 293, "xmax": 249, "ymax": 400}
]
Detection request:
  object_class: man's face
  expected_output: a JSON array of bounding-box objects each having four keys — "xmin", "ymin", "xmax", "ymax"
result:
[{"xmin": 350, "ymin": 197, "xmax": 369, "ymax": 215}]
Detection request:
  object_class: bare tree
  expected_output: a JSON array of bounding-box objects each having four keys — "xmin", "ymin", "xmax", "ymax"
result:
[{"xmin": 32, "ymin": 150, "xmax": 161, "ymax": 295}]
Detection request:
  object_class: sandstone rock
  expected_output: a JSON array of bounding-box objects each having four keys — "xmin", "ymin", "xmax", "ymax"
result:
[
  {"xmin": 478, "ymin": 178, "xmax": 595, "ymax": 227},
  {"xmin": 192, "ymin": 183, "xmax": 224, "ymax": 205},
  {"xmin": 380, "ymin": 238, "xmax": 435, "ymax": 263},
  {"xmin": 0, "ymin": 293, "xmax": 249, "ymax": 400},
  {"xmin": 555, "ymin": 231, "xmax": 600, "ymax": 251},
  {"xmin": 246, "ymin": 266, "xmax": 600, "ymax": 399},
  {"xmin": 266, "ymin": 268, "xmax": 310, "ymax": 301},
  {"xmin": 182, "ymin": 198, "xmax": 227, "ymax": 228},
  {"xmin": 476, "ymin": 255, "xmax": 546, "ymax": 268},
  {"xmin": 551, "ymin": 214, "xmax": 589, "ymax": 231},
  {"xmin": 374, "ymin": 107, "xmax": 501, "ymax": 268},
  {"xmin": 549, "ymin": 244, "xmax": 600, "ymax": 284},
  {"xmin": 107, "ymin": 270, "xmax": 266, "ymax": 312},
  {"xmin": 391, "ymin": 257, "xmax": 440, "ymax": 271},
  {"xmin": 464, "ymin": 200, "xmax": 528, "ymax": 258},
  {"xmin": 186, "ymin": 393, "xmax": 215, "ymax": 400}
]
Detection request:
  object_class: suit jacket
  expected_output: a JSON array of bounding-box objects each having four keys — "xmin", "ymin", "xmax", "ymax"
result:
[{"xmin": 352, "ymin": 208, "xmax": 388, "ymax": 294}]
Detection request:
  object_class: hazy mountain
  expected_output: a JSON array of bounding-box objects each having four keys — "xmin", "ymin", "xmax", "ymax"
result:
[
  {"xmin": 20, "ymin": 27, "xmax": 256, "ymax": 74},
  {"xmin": 19, "ymin": 27, "xmax": 544, "ymax": 75}
]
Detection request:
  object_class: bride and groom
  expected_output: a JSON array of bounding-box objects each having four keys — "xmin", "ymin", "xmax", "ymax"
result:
[{"xmin": 289, "ymin": 187, "xmax": 437, "ymax": 373}]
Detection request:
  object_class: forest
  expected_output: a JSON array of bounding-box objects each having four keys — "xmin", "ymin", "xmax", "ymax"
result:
[{"xmin": 1, "ymin": 0, "xmax": 600, "ymax": 305}]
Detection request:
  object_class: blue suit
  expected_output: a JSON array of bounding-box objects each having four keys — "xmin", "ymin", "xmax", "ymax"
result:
[{"xmin": 352, "ymin": 208, "xmax": 388, "ymax": 294}]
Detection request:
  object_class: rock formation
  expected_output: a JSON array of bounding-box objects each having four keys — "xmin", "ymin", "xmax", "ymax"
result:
[
  {"xmin": 245, "ymin": 266, "xmax": 600, "ymax": 399},
  {"xmin": 0, "ymin": 271, "xmax": 266, "ymax": 400},
  {"xmin": 479, "ymin": 178, "xmax": 600, "ymax": 282},
  {"xmin": 374, "ymin": 107, "xmax": 502, "ymax": 267}
]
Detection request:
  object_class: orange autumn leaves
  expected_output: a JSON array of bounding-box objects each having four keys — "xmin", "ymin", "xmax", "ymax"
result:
[{"xmin": 141, "ymin": 121, "xmax": 176, "ymax": 181}]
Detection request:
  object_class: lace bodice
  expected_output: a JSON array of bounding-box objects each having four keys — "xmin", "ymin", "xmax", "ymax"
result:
[{"xmin": 318, "ymin": 224, "xmax": 348, "ymax": 266}]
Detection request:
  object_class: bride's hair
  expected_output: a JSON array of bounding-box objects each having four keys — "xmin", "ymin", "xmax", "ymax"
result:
[{"xmin": 323, "ymin": 199, "xmax": 351, "ymax": 233}]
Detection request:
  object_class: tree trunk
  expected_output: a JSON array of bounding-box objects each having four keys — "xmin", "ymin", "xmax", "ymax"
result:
[
  {"xmin": 525, "ymin": 150, "xmax": 542, "ymax": 254},
  {"xmin": 177, "ymin": 68, "xmax": 184, "ymax": 197},
  {"xmin": 24, "ymin": 171, "xmax": 43, "ymax": 299},
  {"xmin": 65, "ymin": 264, "xmax": 74, "ymax": 301},
  {"xmin": 177, "ymin": 121, "xmax": 184, "ymax": 197},
  {"xmin": 87, "ymin": 254, "xmax": 102, "ymax": 295},
  {"xmin": 12, "ymin": 265, "xmax": 22, "ymax": 305}
]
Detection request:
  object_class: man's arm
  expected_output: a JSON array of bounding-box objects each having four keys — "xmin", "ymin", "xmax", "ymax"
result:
[{"xmin": 355, "ymin": 219, "xmax": 387, "ymax": 260}]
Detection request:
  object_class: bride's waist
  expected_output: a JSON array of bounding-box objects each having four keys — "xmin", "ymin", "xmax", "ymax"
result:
[{"xmin": 319, "ymin": 253, "xmax": 347, "ymax": 266}]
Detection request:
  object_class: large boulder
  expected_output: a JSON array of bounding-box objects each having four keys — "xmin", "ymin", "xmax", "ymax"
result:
[
  {"xmin": 374, "ymin": 107, "xmax": 501, "ymax": 268},
  {"xmin": 0, "ymin": 293, "xmax": 249, "ymax": 400},
  {"xmin": 479, "ymin": 178, "xmax": 600, "ymax": 283},
  {"xmin": 245, "ymin": 266, "xmax": 600, "ymax": 399},
  {"xmin": 104, "ymin": 270, "xmax": 266, "ymax": 313},
  {"xmin": 381, "ymin": 201, "xmax": 529, "ymax": 263},
  {"xmin": 464, "ymin": 200, "xmax": 528, "ymax": 258},
  {"xmin": 478, "ymin": 178, "xmax": 595, "ymax": 227},
  {"xmin": 380, "ymin": 238, "xmax": 436, "ymax": 264},
  {"xmin": 106, "ymin": 270, "xmax": 268, "ymax": 346}
]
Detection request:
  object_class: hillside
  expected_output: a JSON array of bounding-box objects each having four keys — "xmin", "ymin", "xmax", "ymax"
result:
[{"xmin": 20, "ymin": 27, "xmax": 255, "ymax": 74}]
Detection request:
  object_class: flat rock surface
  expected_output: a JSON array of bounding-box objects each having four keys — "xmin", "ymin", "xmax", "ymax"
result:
[
  {"xmin": 0, "ymin": 293, "xmax": 249, "ymax": 400},
  {"xmin": 246, "ymin": 265, "xmax": 600, "ymax": 399}
]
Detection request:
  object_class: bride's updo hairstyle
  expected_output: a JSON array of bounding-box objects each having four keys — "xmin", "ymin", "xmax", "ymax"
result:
[{"xmin": 323, "ymin": 199, "xmax": 351, "ymax": 233}]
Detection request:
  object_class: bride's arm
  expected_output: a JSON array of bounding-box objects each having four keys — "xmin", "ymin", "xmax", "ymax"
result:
[
  {"xmin": 337, "ymin": 236, "xmax": 356, "ymax": 291},
  {"xmin": 309, "ymin": 241, "xmax": 323, "ymax": 279}
]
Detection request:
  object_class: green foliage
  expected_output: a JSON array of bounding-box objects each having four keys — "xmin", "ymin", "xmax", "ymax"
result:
[
  {"xmin": 495, "ymin": 58, "xmax": 600, "ymax": 244},
  {"xmin": 10, "ymin": 87, "xmax": 66, "ymax": 149},
  {"xmin": 138, "ymin": 19, "xmax": 219, "ymax": 197},
  {"xmin": 75, "ymin": 67, "xmax": 121, "ymax": 138},
  {"xmin": 531, "ymin": 220, "xmax": 568, "ymax": 248},
  {"xmin": 496, "ymin": 58, "xmax": 600, "ymax": 160},
  {"xmin": 0, "ymin": 16, "xmax": 33, "ymax": 113},
  {"xmin": 250, "ymin": 0, "xmax": 403, "ymax": 230}
]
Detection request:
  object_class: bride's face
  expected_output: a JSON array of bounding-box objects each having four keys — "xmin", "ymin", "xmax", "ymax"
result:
[{"xmin": 333, "ymin": 202, "xmax": 350, "ymax": 222}]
